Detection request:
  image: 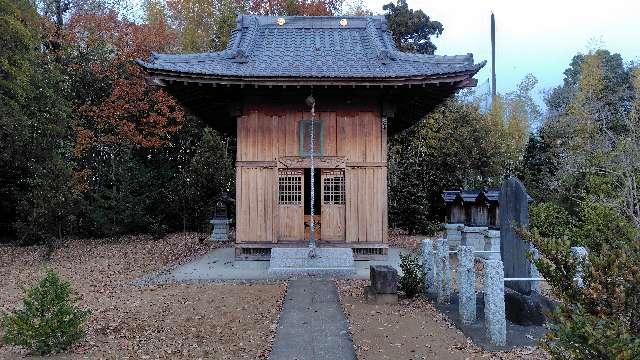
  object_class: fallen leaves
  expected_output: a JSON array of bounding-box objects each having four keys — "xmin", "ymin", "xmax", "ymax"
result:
[
  {"xmin": 335, "ymin": 279, "xmax": 551, "ymax": 360},
  {"xmin": 0, "ymin": 233, "xmax": 286, "ymax": 359}
]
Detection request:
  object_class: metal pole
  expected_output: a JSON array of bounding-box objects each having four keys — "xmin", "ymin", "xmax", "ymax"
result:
[{"xmin": 491, "ymin": 12, "xmax": 497, "ymax": 100}]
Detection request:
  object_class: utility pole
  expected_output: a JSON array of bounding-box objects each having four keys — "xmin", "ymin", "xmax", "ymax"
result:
[{"xmin": 491, "ymin": 12, "xmax": 497, "ymax": 100}]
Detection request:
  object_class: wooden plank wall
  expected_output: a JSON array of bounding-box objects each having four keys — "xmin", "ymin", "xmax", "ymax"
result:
[
  {"xmin": 345, "ymin": 167, "xmax": 387, "ymax": 243},
  {"xmin": 236, "ymin": 104, "xmax": 388, "ymax": 244},
  {"xmin": 235, "ymin": 167, "xmax": 277, "ymax": 243},
  {"xmin": 237, "ymin": 110, "xmax": 385, "ymax": 162}
]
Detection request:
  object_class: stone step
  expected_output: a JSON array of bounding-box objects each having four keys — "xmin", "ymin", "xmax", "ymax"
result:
[{"xmin": 268, "ymin": 247, "xmax": 356, "ymax": 278}]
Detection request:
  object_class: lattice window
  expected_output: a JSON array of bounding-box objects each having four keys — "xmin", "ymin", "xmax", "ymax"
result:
[
  {"xmin": 278, "ymin": 170, "xmax": 302, "ymax": 205},
  {"xmin": 323, "ymin": 171, "xmax": 345, "ymax": 205},
  {"xmin": 299, "ymin": 119, "xmax": 323, "ymax": 157}
]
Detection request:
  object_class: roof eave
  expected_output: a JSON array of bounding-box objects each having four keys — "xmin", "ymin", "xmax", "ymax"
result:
[{"xmin": 139, "ymin": 67, "xmax": 482, "ymax": 89}]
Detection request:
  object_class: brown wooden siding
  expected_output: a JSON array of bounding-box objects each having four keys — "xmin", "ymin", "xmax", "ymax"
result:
[{"xmin": 236, "ymin": 102, "xmax": 387, "ymax": 245}]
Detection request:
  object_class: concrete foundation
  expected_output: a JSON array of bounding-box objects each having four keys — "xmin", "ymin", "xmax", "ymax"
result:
[
  {"xmin": 484, "ymin": 259, "xmax": 506, "ymax": 346},
  {"xmin": 434, "ymin": 239, "xmax": 451, "ymax": 304},
  {"xmin": 421, "ymin": 239, "xmax": 436, "ymax": 297},
  {"xmin": 268, "ymin": 247, "xmax": 356, "ymax": 278},
  {"xmin": 457, "ymin": 245, "xmax": 476, "ymax": 324}
]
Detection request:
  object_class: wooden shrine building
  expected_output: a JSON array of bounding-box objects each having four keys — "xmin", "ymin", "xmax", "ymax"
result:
[{"xmin": 138, "ymin": 15, "xmax": 483, "ymax": 259}]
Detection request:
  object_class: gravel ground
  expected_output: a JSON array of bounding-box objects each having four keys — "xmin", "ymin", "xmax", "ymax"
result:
[
  {"xmin": 0, "ymin": 233, "xmax": 286, "ymax": 359},
  {"xmin": 336, "ymin": 280, "xmax": 550, "ymax": 360}
]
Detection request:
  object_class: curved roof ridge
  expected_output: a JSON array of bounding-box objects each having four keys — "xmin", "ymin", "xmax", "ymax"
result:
[{"xmin": 138, "ymin": 14, "xmax": 485, "ymax": 81}]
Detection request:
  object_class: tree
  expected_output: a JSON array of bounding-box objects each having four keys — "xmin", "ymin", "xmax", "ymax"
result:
[
  {"xmin": 388, "ymin": 100, "xmax": 502, "ymax": 234},
  {"xmin": 524, "ymin": 50, "xmax": 640, "ymax": 359},
  {"xmin": 249, "ymin": 0, "xmax": 341, "ymax": 16},
  {"xmin": 382, "ymin": 0, "xmax": 442, "ymax": 54}
]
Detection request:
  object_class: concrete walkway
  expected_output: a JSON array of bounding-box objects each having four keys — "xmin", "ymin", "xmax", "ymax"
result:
[
  {"xmin": 137, "ymin": 247, "xmax": 408, "ymax": 284},
  {"xmin": 270, "ymin": 279, "xmax": 356, "ymax": 360}
]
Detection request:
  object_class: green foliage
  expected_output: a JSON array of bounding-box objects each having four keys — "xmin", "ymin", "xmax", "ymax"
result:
[
  {"xmin": 398, "ymin": 252, "xmax": 424, "ymax": 298},
  {"xmin": 573, "ymin": 202, "xmax": 637, "ymax": 252},
  {"xmin": 521, "ymin": 49, "xmax": 640, "ymax": 358},
  {"xmin": 0, "ymin": 0, "xmax": 38, "ymax": 101},
  {"xmin": 382, "ymin": 0, "xmax": 443, "ymax": 54},
  {"xmin": 1, "ymin": 271, "xmax": 90, "ymax": 355},
  {"xmin": 524, "ymin": 226, "xmax": 640, "ymax": 359},
  {"xmin": 530, "ymin": 202, "xmax": 573, "ymax": 240},
  {"xmin": 388, "ymin": 100, "xmax": 503, "ymax": 234}
]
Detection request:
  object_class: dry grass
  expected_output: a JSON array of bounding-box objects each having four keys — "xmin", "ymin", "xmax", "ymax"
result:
[{"xmin": 0, "ymin": 233, "xmax": 286, "ymax": 359}]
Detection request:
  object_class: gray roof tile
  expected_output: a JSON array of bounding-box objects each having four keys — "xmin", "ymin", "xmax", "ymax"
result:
[{"xmin": 138, "ymin": 15, "xmax": 484, "ymax": 79}]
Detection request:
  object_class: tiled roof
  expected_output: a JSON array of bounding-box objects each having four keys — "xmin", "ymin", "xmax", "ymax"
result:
[
  {"xmin": 442, "ymin": 189, "xmax": 533, "ymax": 204},
  {"xmin": 138, "ymin": 15, "xmax": 484, "ymax": 80}
]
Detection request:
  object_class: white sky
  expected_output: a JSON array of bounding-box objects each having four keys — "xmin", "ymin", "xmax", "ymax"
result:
[{"xmin": 363, "ymin": 0, "xmax": 640, "ymax": 104}]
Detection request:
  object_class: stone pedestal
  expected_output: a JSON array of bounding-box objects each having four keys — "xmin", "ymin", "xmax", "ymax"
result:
[
  {"xmin": 444, "ymin": 223, "xmax": 464, "ymax": 248},
  {"xmin": 210, "ymin": 219, "xmax": 231, "ymax": 241},
  {"xmin": 268, "ymin": 248, "xmax": 355, "ymax": 278},
  {"xmin": 461, "ymin": 226, "xmax": 488, "ymax": 253},
  {"xmin": 481, "ymin": 229, "xmax": 501, "ymax": 260},
  {"xmin": 365, "ymin": 265, "xmax": 399, "ymax": 304}
]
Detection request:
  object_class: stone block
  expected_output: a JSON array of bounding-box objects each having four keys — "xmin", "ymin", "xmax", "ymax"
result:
[
  {"xmin": 457, "ymin": 245, "xmax": 476, "ymax": 324},
  {"xmin": 481, "ymin": 229, "xmax": 501, "ymax": 260},
  {"xmin": 364, "ymin": 286, "xmax": 398, "ymax": 305},
  {"xmin": 445, "ymin": 223, "xmax": 464, "ymax": 248},
  {"xmin": 421, "ymin": 239, "xmax": 436, "ymax": 297},
  {"xmin": 268, "ymin": 248, "xmax": 355, "ymax": 278},
  {"xmin": 434, "ymin": 239, "xmax": 451, "ymax": 305},
  {"xmin": 461, "ymin": 226, "xmax": 488, "ymax": 253},
  {"xmin": 504, "ymin": 288, "xmax": 555, "ymax": 326},
  {"xmin": 210, "ymin": 219, "xmax": 231, "ymax": 241},
  {"xmin": 499, "ymin": 176, "xmax": 534, "ymax": 295},
  {"xmin": 484, "ymin": 259, "xmax": 506, "ymax": 346},
  {"xmin": 369, "ymin": 265, "xmax": 398, "ymax": 294}
]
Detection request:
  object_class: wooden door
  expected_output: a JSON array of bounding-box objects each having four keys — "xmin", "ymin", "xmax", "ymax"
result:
[
  {"xmin": 320, "ymin": 169, "xmax": 346, "ymax": 241},
  {"xmin": 277, "ymin": 169, "xmax": 304, "ymax": 241}
]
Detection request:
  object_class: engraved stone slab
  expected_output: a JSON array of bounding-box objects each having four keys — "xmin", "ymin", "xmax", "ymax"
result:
[
  {"xmin": 499, "ymin": 176, "xmax": 534, "ymax": 294},
  {"xmin": 268, "ymin": 248, "xmax": 356, "ymax": 278},
  {"xmin": 369, "ymin": 265, "xmax": 398, "ymax": 294}
]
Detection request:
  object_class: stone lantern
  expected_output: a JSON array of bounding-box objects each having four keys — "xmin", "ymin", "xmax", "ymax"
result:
[{"xmin": 210, "ymin": 199, "xmax": 231, "ymax": 241}]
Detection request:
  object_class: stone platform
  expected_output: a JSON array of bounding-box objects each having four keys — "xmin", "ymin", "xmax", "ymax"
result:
[{"xmin": 268, "ymin": 247, "xmax": 356, "ymax": 278}]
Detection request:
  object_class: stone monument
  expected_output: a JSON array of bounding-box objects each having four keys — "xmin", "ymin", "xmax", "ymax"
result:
[
  {"xmin": 365, "ymin": 265, "xmax": 399, "ymax": 304},
  {"xmin": 499, "ymin": 176, "xmax": 535, "ymax": 295}
]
